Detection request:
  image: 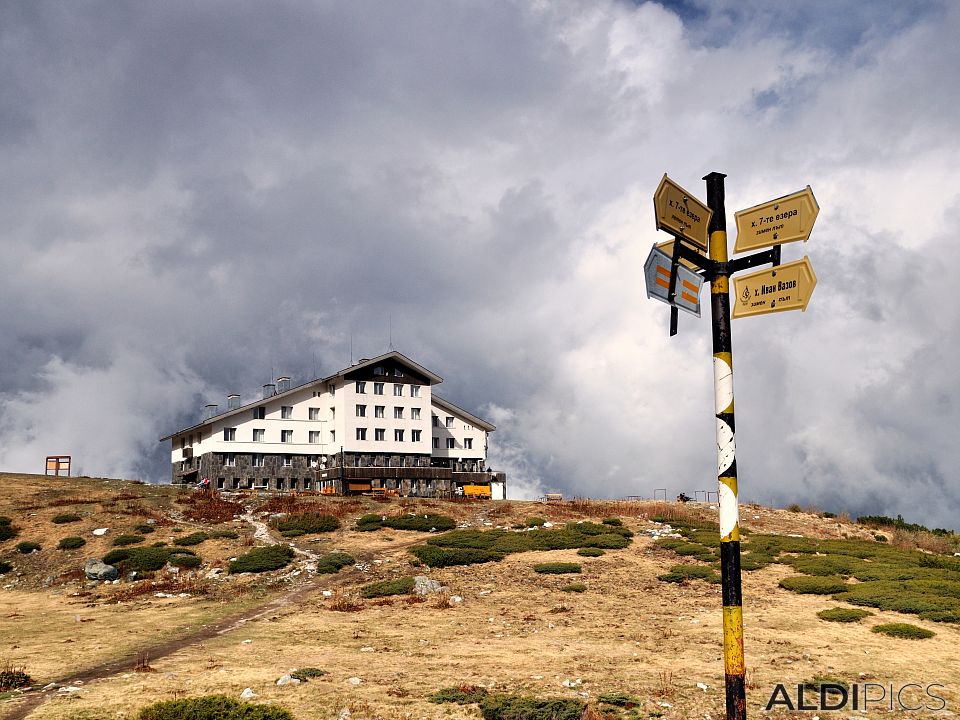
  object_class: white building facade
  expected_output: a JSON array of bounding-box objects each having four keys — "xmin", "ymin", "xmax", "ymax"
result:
[{"xmin": 161, "ymin": 352, "xmax": 504, "ymax": 497}]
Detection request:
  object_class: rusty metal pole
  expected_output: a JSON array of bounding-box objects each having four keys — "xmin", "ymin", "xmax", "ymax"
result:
[{"xmin": 704, "ymin": 171, "xmax": 746, "ymax": 720}]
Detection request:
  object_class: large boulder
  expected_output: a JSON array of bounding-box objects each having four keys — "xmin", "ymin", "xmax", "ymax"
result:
[
  {"xmin": 85, "ymin": 559, "xmax": 119, "ymax": 581},
  {"xmin": 413, "ymin": 575, "xmax": 447, "ymax": 596}
]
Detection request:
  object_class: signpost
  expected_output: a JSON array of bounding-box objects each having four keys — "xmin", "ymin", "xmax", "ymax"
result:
[
  {"xmin": 734, "ymin": 186, "xmax": 819, "ymax": 254},
  {"xmin": 644, "ymin": 172, "xmax": 821, "ymax": 720},
  {"xmin": 732, "ymin": 256, "xmax": 817, "ymax": 318}
]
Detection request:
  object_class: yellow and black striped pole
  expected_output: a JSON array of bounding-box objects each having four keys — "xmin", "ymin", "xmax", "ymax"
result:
[{"xmin": 704, "ymin": 172, "xmax": 746, "ymax": 720}]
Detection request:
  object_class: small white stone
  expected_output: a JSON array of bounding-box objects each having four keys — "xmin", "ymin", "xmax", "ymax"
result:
[
  {"xmin": 348, "ymin": 677, "xmax": 363, "ymax": 685},
  {"xmin": 697, "ymin": 682, "xmax": 709, "ymax": 691},
  {"xmin": 240, "ymin": 688, "xmax": 257, "ymax": 699},
  {"xmin": 359, "ymin": 646, "xmax": 374, "ymax": 652},
  {"xmin": 92, "ymin": 528, "xmax": 108, "ymax": 536},
  {"xmin": 242, "ymin": 639, "xmax": 253, "ymax": 644}
]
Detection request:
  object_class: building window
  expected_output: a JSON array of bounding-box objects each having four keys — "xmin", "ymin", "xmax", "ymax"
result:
[
  {"xmin": 281, "ymin": 430, "xmax": 293, "ymax": 443},
  {"xmin": 330, "ymin": 430, "xmax": 336, "ymax": 443},
  {"xmin": 464, "ymin": 438, "xmax": 473, "ymax": 450},
  {"xmin": 412, "ymin": 429, "xmax": 421, "ymax": 442},
  {"xmin": 309, "ymin": 407, "xmax": 320, "ymax": 420},
  {"xmin": 356, "ymin": 428, "xmax": 367, "ymax": 441},
  {"xmin": 394, "ymin": 406, "xmax": 403, "ymax": 419},
  {"xmin": 252, "ymin": 454, "xmax": 264, "ymax": 467},
  {"xmin": 180, "ymin": 438, "xmax": 186, "ymax": 450},
  {"xmin": 411, "ymin": 408, "xmax": 421, "ymax": 420},
  {"xmin": 393, "ymin": 384, "xmax": 403, "ymax": 396},
  {"xmin": 394, "ymin": 429, "xmax": 404, "ymax": 442},
  {"xmin": 309, "ymin": 431, "xmax": 320, "ymax": 444},
  {"xmin": 410, "ymin": 385, "xmax": 420, "ymax": 397},
  {"xmin": 393, "ymin": 368, "xmax": 403, "ymax": 377},
  {"xmin": 282, "ymin": 455, "xmax": 292, "ymax": 467},
  {"xmin": 375, "ymin": 428, "xmax": 385, "ymax": 441},
  {"xmin": 374, "ymin": 382, "xmax": 384, "ymax": 395},
  {"xmin": 223, "ymin": 428, "xmax": 236, "ymax": 441},
  {"xmin": 356, "ymin": 381, "xmax": 366, "ymax": 393},
  {"xmin": 328, "ymin": 383, "xmax": 335, "ymax": 395},
  {"xmin": 375, "ymin": 405, "xmax": 385, "ymax": 418},
  {"xmin": 374, "ymin": 366, "xmax": 385, "ymax": 376},
  {"xmin": 356, "ymin": 404, "xmax": 366, "ymax": 417},
  {"xmin": 330, "ymin": 407, "xmax": 335, "ymax": 419},
  {"xmin": 432, "ymin": 415, "xmax": 439, "ymax": 427},
  {"xmin": 433, "ymin": 437, "xmax": 439, "ymax": 449},
  {"xmin": 445, "ymin": 416, "xmax": 454, "ymax": 428},
  {"xmin": 447, "ymin": 438, "xmax": 456, "ymax": 449},
  {"xmin": 253, "ymin": 428, "xmax": 265, "ymax": 442},
  {"xmin": 281, "ymin": 406, "xmax": 293, "ymax": 419},
  {"xmin": 225, "ymin": 453, "xmax": 236, "ymax": 467},
  {"xmin": 254, "ymin": 406, "xmax": 266, "ymax": 420}
]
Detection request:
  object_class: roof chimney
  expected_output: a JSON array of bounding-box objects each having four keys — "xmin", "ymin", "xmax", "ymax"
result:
[
  {"xmin": 276, "ymin": 376, "xmax": 291, "ymax": 393},
  {"xmin": 204, "ymin": 404, "xmax": 218, "ymax": 420},
  {"xmin": 262, "ymin": 383, "xmax": 276, "ymax": 399},
  {"xmin": 227, "ymin": 394, "xmax": 240, "ymax": 410}
]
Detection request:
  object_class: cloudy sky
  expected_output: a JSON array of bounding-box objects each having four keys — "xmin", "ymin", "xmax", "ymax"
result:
[{"xmin": 2, "ymin": 1, "xmax": 958, "ymax": 527}]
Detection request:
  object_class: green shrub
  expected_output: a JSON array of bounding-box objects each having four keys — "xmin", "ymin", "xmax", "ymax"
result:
[
  {"xmin": 779, "ymin": 575, "xmax": 849, "ymax": 594},
  {"xmin": 229, "ymin": 545, "xmax": 295, "ymax": 574},
  {"xmin": 561, "ymin": 583, "xmax": 586, "ymax": 593},
  {"xmin": 315, "ymin": 552, "xmax": 355, "ymax": 574},
  {"xmin": 871, "ymin": 623, "xmax": 935, "ymax": 639},
  {"xmin": 821, "ymin": 511, "xmax": 837, "ymax": 519},
  {"xmin": 577, "ymin": 547, "xmax": 604, "ymax": 557},
  {"xmin": 785, "ymin": 555, "xmax": 859, "ymax": 576},
  {"xmin": 290, "ymin": 667, "xmax": 327, "ymax": 681},
  {"xmin": 137, "ymin": 694, "xmax": 294, "ymax": 720},
  {"xmin": 598, "ymin": 691, "xmax": 641, "ymax": 708},
  {"xmin": 533, "ymin": 562, "xmax": 581, "ymax": 575},
  {"xmin": 601, "ymin": 517, "xmax": 623, "ymax": 526},
  {"xmin": 52, "ymin": 513, "xmax": 82, "ymax": 524},
  {"xmin": 430, "ymin": 685, "xmax": 490, "ymax": 704},
  {"xmin": 525, "ymin": 517, "xmax": 546, "ymax": 528},
  {"xmin": 174, "ymin": 532, "xmax": 209, "ymax": 546},
  {"xmin": 410, "ymin": 545, "xmax": 504, "ymax": 568},
  {"xmin": 658, "ymin": 564, "xmax": 721, "ymax": 584},
  {"xmin": 383, "ymin": 514, "xmax": 456, "ymax": 532},
  {"xmin": 874, "ymin": 533, "xmax": 887, "ymax": 542},
  {"xmin": 0, "ymin": 560, "xmax": 12, "ymax": 574},
  {"xmin": 0, "ymin": 516, "xmax": 10, "ymax": 525},
  {"xmin": 919, "ymin": 610, "xmax": 960, "ymax": 623},
  {"xmin": 360, "ymin": 576, "xmax": 415, "ymax": 598},
  {"xmin": 277, "ymin": 513, "xmax": 340, "ymax": 537},
  {"xmin": 113, "ymin": 534, "xmax": 146, "ymax": 547},
  {"xmin": 210, "ymin": 530, "xmax": 240, "ymax": 539},
  {"xmin": 135, "ymin": 524, "xmax": 156, "ymax": 534},
  {"xmin": 169, "ymin": 554, "xmax": 202, "ymax": 569},
  {"xmin": 58, "ymin": 536, "xmax": 86, "ymax": 550},
  {"xmin": 16, "ymin": 541, "xmax": 41, "ymax": 553},
  {"xmin": 0, "ymin": 523, "xmax": 18, "ymax": 542},
  {"xmin": 153, "ymin": 541, "xmax": 168, "ymax": 547},
  {"xmin": 355, "ymin": 514, "xmax": 385, "ymax": 531},
  {"xmin": 480, "ymin": 694, "xmax": 585, "ymax": 720},
  {"xmin": 582, "ymin": 533, "xmax": 630, "ymax": 550},
  {"xmin": 0, "ymin": 667, "xmax": 32, "ymax": 691},
  {"xmin": 817, "ymin": 608, "xmax": 873, "ymax": 623},
  {"xmin": 103, "ymin": 546, "xmax": 196, "ymax": 573}
]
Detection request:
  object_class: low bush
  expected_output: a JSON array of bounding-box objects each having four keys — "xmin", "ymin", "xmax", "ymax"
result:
[
  {"xmin": 16, "ymin": 541, "xmax": 41, "ymax": 554},
  {"xmin": 0, "ymin": 561, "xmax": 12, "ymax": 575},
  {"xmin": 601, "ymin": 517, "xmax": 623, "ymax": 526},
  {"xmin": 103, "ymin": 547, "xmax": 197, "ymax": 573},
  {"xmin": 658, "ymin": 564, "xmax": 721, "ymax": 584},
  {"xmin": 598, "ymin": 691, "xmax": 641, "ymax": 708},
  {"xmin": 384, "ymin": 514, "xmax": 456, "ymax": 532},
  {"xmin": 785, "ymin": 555, "xmax": 859, "ymax": 577},
  {"xmin": 0, "ymin": 666, "xmax": 32, "ymax": 691},
  {"xmin": 525, "ymin": 517, "xmax": 546, "ymax": 528},
  {"xmin": 480, "ymin": 694, "xmax": 585, "ymax": 720},
  {"xmin": 779, "ymin": 575, "xmax": 849, "ymax": 594},
  {"xmin": 410, "ymin": 545, "xmax": 504, "ymax": 568},
  {"xmin": 577, "ymin": 547, "xmax": 604, "ymax": 557},
  {"xmin": 533, "ymin": 562, "xmax": 581, "ymax": 575},
  {"xmin": 137, "ymin": 694, "xmax": 294, "ymax": 720},
  {"xmin": 430, "ymin": 684, "xmax": 490, "ymax": 704},
  {"xmin": 360, "ymin": 576, "xmax": 415, "ymax": 598},
  {"xmin": 871, "ymin": 623, "xmax": 935, "ymax": 639},
  {"xmin": 135, "ymin": 524, "xmax": 156, "ymax": 534},
  {"xmin": 52, "ymin": 513, "xmax": 82, "ymax": 524},
  {"xmin": 561, "ymin": 583, "xmax": 586, "ymax": 593},
  {"xmin": 581, "ymin": 533, "xmax": 630, "ymax": 550},
  {"xmin": 58, "ymin": 536, "xmax": 86, "ymax": 550},
  {"xmin": 290, "ymin": 667, "xmax": 327, "ymax": 681},
  {"xmin": 229, "ymin": 545, "xmax": 295, "ymax": 574},
  {"xmin": 174, "ymin": 532, "xmax": 209, "ymax": 546},
  {"xmin": 817, "ymin": 608, "xmax": 873, "ymax": 623},
  {"xmin": 0, "ymin": 516, "xmax": 10, "ymax": 525},
  {"xmin": 316, "ymin": 552, "xmax": 354, "ymax": 574},
  {"xmin": 210, "ymin": 529, "xmax": 240, "ymax": 540},
  {"xmin": 169, "ymin": 554, "xmax": 202, "ymax": 569},
  {"xmin": 113, "ymin": 534, "xmax": 146, "ymax": 547},
  {"xmin": 0, "ymin": 517, "xmax": 18, "ymax": 542},
  {"xmin": 276, "ymin": 513, "xmax": 340, "ymax": 537},
  {"xmin": 355, "ymin": 513, "xmax": 385, "ymax": 531}
]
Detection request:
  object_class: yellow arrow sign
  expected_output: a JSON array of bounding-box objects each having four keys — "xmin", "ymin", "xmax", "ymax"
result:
[
  {"xmin": 732, "ymin": 256, "xmax": 817, "ymax": 319},
  {"xmin": 654, "ymin": 174, "xmax": 713, "ymax": 252},
  {"xmin": 733, "ymin": 186, "xmax": 819, "ymax": 254}
]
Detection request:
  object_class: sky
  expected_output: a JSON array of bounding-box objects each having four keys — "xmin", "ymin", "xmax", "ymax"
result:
[{"xmin": 2, "ymin": 1, "xmax": 959, "ymax": 528}]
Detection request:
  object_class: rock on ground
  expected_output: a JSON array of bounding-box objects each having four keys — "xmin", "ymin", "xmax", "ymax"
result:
[{"xmin": 84, "ymin": 559, "xmax": 118, "ymax": 581}]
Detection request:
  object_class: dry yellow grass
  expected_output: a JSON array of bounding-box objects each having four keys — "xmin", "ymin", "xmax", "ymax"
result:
[{"xmin": 1, "ymin": 472, "xmax": 959, "ymax": 719}]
